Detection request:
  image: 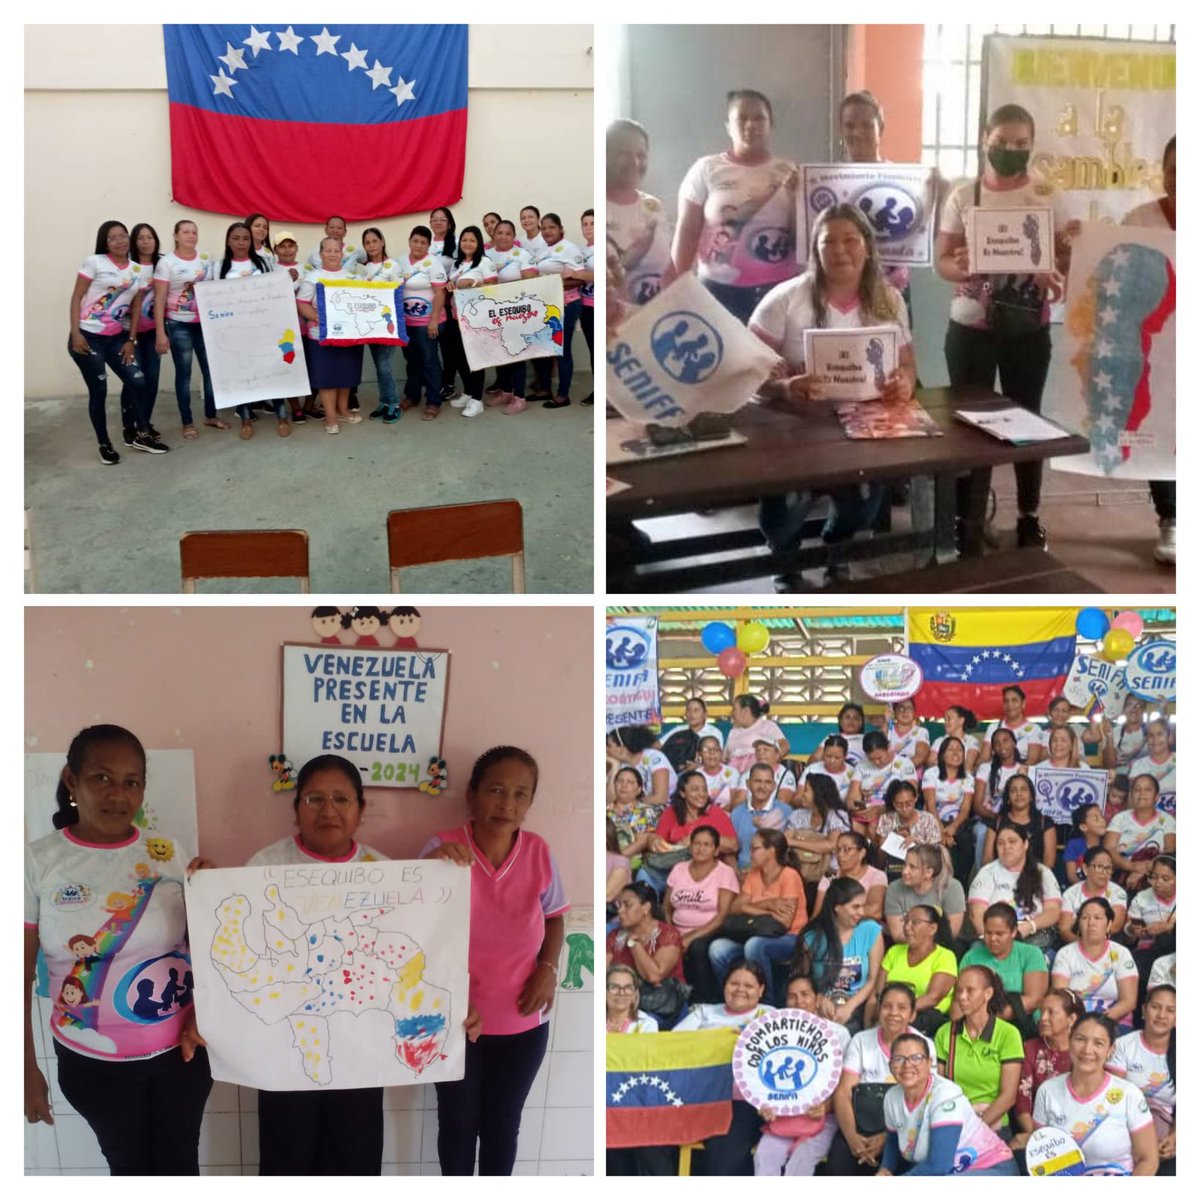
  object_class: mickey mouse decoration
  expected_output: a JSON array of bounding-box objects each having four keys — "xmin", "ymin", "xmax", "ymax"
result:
[
  {"xmin": 269, "ymin": 754, "xmax": 296, "ymax": 792},
  {"xmin": 417, "ymin": 757, "xmax": 448, "ymax": 795}
]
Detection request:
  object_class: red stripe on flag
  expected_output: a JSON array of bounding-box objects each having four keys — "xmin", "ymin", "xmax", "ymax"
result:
[
  {"xmin": 606, "ymin": 1101, "xmax": 732, "ymax": 1149},
  {"xmin": 168, "ymin": 104, "xmax": 467, "ymax": 223},
  {"xmin": 914, "ymin": 677, "xmax": 1068, "ymax": 721},
  {"xmin": 1126, "ymin": 257, "xmax": 1176, "ymax": 459}
]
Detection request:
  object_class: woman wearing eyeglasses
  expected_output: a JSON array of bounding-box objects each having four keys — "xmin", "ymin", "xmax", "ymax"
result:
[
  {"xmin": 604, "ymin": 965, "xmax": 658, "ymax": 1033},
  {"xmin": 877, "ymin": 1032, "xmax": 1017, "ymax": 1175}
]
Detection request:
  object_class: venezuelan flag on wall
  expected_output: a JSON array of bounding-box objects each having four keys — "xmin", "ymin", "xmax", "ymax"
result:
[
  {"xmin": 907, "ymin": 608, "xmax": 1077, "ymax": 719},
  {"xmin": 163, "ymin": 25, "xmax": 467, "ymax": 223},
  {"xmin": 606, "ymin": 1029, "xmax": 737, "ymax": 1148}
]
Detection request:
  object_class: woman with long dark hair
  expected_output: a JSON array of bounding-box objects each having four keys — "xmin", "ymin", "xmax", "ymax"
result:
[
  {"xmin": 930, "ymin": 704, "xmax": 980, "ymax": 772},
  {"xmin": 120, "ymin": 222, "xmax": 165, "ymax": 449},
  {"xmin": 967, "ymin": 727, "xmax": 1026, "ymax": 875},
  {"xmin": 443, "ymin": 224, "xmax": 496, "ymax": 418},
  {"xmin": 358, "ymin": 226, "xmax": 405, "ymax": 424},
  {"xmin": 1050, "ymin": 897, "xmax": 1138, "ymax": 1028},
  {"xmin": 813, "ymin": 830, "xmax": 887, "ymax": 921},
  {"xmin": 982, "ymin": 773, "xmax": 1055, "ymax": 869},
  {"xmin": 531, "ymin": 212, "xmax": 588, "ymax": 409},
  {"xmin": 922, "ymin": 736, "xmax": 974, "ymax": 863},
  {"xmin": 1109, "ymin": 985, "xmax": 1175, "ymax": 1174},
  {"xmin": 967, "ymin": 822, "xmax": 1061, "ymax": 943}
]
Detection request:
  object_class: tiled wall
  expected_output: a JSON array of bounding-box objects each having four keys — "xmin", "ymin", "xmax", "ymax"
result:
[{"xmin": 26, "ymin": 915, "xmax": 594, "ymax": 1176}]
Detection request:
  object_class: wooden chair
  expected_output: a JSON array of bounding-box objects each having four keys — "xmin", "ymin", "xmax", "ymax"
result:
[
  {"xmin": 387, "ymin": 500, "xmax": 526, "ymax": 592},
  {"xmin": 179, "ymin": 530, "xmax": 311, "ymax": 593}
]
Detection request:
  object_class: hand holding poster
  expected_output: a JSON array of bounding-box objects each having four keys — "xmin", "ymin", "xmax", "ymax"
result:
[
  {"xmin": 317, "ymin": 279, "xmax": 406, "ymax": 346},
  {"xmin": 606, "ymin": 274, "xmax": 778, "ymax": 427},
  {"xmin": 605, "ymin": 617, "xmax": 660, "ymax": 731},
  {"xmin": 732, "ymin": 1009, "xmax": 843, "ymax": 1114},
  {"xmin": 186, "ymin": 860, "xmax": 469, "ymax": 1089},
  {"xmin": 803, "ymin": 326, "xmax": 898, "ymax": 401},
  {"xmin": 282, "ymin": 645, "xmax": 450, "ymax": 787},
  {"xmin": 965, "ymin": 207, "xmax": 1054, "ymax": 273},
  {"xmin": 802, "ymin": 164, "xmax": 935, "ymax": 266},
  {"xmin": 456, "ymin": 275, "xmax": 564, "ymax": 371},
  {"xmin": 195, "ymin": 272, "xmax": 309, "ymax": 406},
  {"xmin": 1033, "ymin": 766, "xmax": 1108, "ymax": 825},
  {"xmin": 1026, "ymin": 1125, "xmax": 1087, "ymax": 1176}
]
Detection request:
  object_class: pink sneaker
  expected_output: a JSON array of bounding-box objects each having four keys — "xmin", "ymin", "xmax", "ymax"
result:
[
  {"xmin": 503, "ymin": 395, "xmax": 527, "ymax": 415},
  {"xmin": 486, "ymin": 391, "xmax": 510, "ymax": 408}
]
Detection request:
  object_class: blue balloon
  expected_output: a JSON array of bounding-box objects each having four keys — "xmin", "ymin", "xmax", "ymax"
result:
[
  {"xmin": 1076, "ymin": 607, "xmax": 1110, "ymax": 641},
  {"xmin": 701, "ymin": 621, "xmax": 736, "ymax": 654}
]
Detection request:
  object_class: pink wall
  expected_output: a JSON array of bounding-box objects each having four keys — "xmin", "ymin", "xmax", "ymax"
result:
[
  {"xmin": 25, "ymin": 606, "xmax": 594, "ymax": 903},
  {"xmin": 846, "ymin": 25, "xmax": 924, "ymax": 161}
]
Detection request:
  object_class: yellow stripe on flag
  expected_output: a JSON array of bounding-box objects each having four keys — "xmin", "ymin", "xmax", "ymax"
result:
[
  {"xmin": 907, "ymin": 607, "xmax": 1077, "ymax": 649},
  {"xmin": 606, "ymin": 1028, "xmax": 739, "ymax": 1072}
]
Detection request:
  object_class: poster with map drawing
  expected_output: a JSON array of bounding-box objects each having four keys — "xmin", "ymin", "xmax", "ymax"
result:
[
  {"xmin": 195, "ymin": 273, "xmax": 310, "ymax": 407},
  {"xmin": 186, "ymin": 859, "xmax": 470, "ymax": 1090},
  {"xmin": 315, "ymin": 279, "xmax": 407, "ymax": 347},
  {"xmin": 457, "ymin": 275, "xmax": 564, "ymax": 371}
]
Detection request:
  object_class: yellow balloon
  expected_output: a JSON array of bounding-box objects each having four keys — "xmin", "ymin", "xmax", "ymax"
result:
[
  {"xmin": 737, "ymin": 621, "xmax": 770, "ymax": 654},
  {"xmin": 1102, "ymin": 628, "xmax": 1135, "ymax": 661}
]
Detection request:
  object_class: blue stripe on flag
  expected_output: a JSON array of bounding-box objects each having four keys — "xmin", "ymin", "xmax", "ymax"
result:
[
  {"xmin": 910, "ymin": 635, "xmax": 1076, "ymax": 685},
  {"xmin": 607, "ymin": 1062, "xmax": 732, "ymax": 1109}
]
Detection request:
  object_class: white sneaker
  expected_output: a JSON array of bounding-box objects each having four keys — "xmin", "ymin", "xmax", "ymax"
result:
[
  {"xmin": 449, "ymin": 395, "xmax": 470, "ymax": 409},
  {"xmin": 461, "ymin": 398, "xmax": 485, "ymax": 418},
  {"xmin": 1154, "ymin": 518, "xmax": 1176, "ymax": 564}
]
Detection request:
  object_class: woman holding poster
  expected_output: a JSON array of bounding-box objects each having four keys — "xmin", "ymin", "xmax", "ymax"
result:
[
  {"xmin": 397, "ymin": 225, "xmax": 447, "ymax": 420},
  {"xmin": 935, "ymin": 103, "xmax": 1075, "ymax": 551},
  {"xmin": 531, "ymin": 213, "xmax": 589, "ymax": 409},
  {"xmin": 296, "ymin": 237, "xmax": 366, "ymax": 435},
  {"xmin": 444, "ymin": 225, "xmax": 496, "ymax": 419},
  {"xmin": 422, "ymin": 746, "xmax": 568, "ymax": 1176},
  {"xmin": 358, "ymin": 228, "xmax": 405, "ymax": 424},
  {"xmin": 24, "ymin": 725, "xmax": 212, "ymax": 1173},
  {"xmin": 484, "ymin": 221, "xmax": 539, "ymax": 412}
]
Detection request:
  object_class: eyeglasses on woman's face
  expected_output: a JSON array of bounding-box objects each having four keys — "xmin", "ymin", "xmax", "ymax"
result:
[
  {"xmin": 607, "ymin": 982, "xmax": 636, "ymax": 994},
  {"xmin": 890, "ymin": 1052, "xmax": 927, "ymax": 1067},
  {"xmin": 300, "ymin": 792, "xmax": 356, "ymax": 810}
]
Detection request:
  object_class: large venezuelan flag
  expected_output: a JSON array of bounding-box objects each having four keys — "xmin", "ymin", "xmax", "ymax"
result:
[
  {"xmin": 907, "ymin": 608, "xmax": 1077, "ymax": 719},
  {"xmin": 606, "ymin": 1029, "xmax": 737, "ymax": 1148},
  {"xmin": 163, "ymin": 25, "xmax": 467, "ymax": 223}
]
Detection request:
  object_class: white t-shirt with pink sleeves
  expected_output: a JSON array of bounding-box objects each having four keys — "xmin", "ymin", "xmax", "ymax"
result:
[
  {"xmin": 665, "ymin": 860, "xmax": 740, "ymax": 933},
  {"xmin": 153, "ymin": 251, "xmax": 212, "ymax": 324},
  {"xmin": 486, "ymin": 244, "xmax": 539, "ymax": 284},
  {"xmin": 245, "ymin": 834, "xmax": 386, "ymax": 867},
  {"xmin": 218, "ymin": 257, "xmax": 266, "ymax": 280},
  {"xmin": 399, "ymin": 255, "xmax": 448, "ymax": 326},
  {"xmin": 296, "ymin": 265, "xmax": 363, "ymax": 340},
  {"xmin": 534, "ymin": 237, "xmax": 588, "ymax": 304},
  {"xmin": 420, "ymin": 824, "xmax": 568, "ymax": 1036},
  {"xmin": 77, "ymin": 254, "xmax": 154, "ymax": 336},
  {"xmin": 25, "ymin": 826, "xmax": 194, "ymax": 1061},
  {"xmin": 132, "ymin": 267, "xmax": 157, "ymax": 333},
  {"xmin": 1033, "ymin": 1071, "xmax": 1153, "ymax": 1173},
  {"xmin": 748, "ymin": 273, "xmax": 910, "ymax": 374},
  {"xmin": 679, "ymin": 152, "xmax": 800, "ymax": 289},
  {"xmin": 884, "ymin": 1073, "xmax": 1012, "ymax": 1173}
]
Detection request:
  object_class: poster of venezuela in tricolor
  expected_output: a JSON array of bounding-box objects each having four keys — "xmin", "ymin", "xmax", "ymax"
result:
[{"xmin": 457, "ymin": 275, "xmax": 566, "ymax": 371}]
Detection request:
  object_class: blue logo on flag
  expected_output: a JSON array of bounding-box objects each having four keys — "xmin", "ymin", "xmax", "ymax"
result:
[
  {"xmin": 606, "ymin": 625, "xmax": 652, "ymax": 670},
  {"xmin": 853, "ymin": 183, "xmax": 920, "ymax": 241},
  {"xmin": 757, "ymin": 1047, "xmax": 818, "ymax": 1095},
  {"xmin": 650, "ymin": 312, "xmax": 723, "ymax": 384}
]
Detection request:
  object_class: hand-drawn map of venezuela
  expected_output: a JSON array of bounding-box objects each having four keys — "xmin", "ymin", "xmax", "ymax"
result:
[{"xmin": 186, "ymin": 860, "xmax": 470, "ymax": 1090}]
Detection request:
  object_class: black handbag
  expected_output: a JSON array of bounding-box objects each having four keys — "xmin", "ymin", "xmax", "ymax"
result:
[
  {"xmin": 851, "ymin": 1082, "xmax": 892, "ymax": 1137},
  {"xmin": 720, "ymin": 913, "xmax": 788, "ymax": 942}
]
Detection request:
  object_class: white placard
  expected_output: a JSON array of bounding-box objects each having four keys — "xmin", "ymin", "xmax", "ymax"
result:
[
  {"xmin": 802, "ymin": 326, "xmax": 899, "ymax": 401},
  {"xmin": 859, "ymin": 653, "xmax": 923, "ymax": 702},
  {"xmin": 879, "ymin": 831, "xmax": 912, "ymax": 861},
  {"xmin": 1026, "ymin": 1125, "xmax": 1087, "ymax": 1176},
  {"xmin": 732, "ymin": 1009, "xmax": 843, "ymax": 1114},
  {"xmin": 1032, "ymin": 766, "xmax": 1108, "ymax": 825},
  {"xmin": 282, "ymin": 644, "xmax": 450, "ymax": 788},
  {"xmin": 1063, "ymin": 653, "xmax": 1129, "ymax": 717},
  {"xmin": 317, "ymin": 280, "xmax": 405, "ymax": 346},
  {"xmin": 606, "ymin": 274, "xmax": 778, "ymax": 427},
  {"xmin": 456, "ymin": 275, "xmax": 565, "ymax": 371},
  {"xmin": 605, "ymin": 617, "xmax": 661, "ymax": 732},
  {"xmin": 802, "ymin": 163, "xmax": 936, "ymax": 266},
  {"xmin": 186, "ymin": 860, "xmax": 469, "ymax": 1090},
  {"xmin": 965, "ymin": 206, "xmax": 1054, "ymax": 274},
  {"xmin": 195, "ymin": 272, "xmax": 310, "ymax": 406},
  {"xmin": 1124, "ymin": 640, "xmax": 1176, "ymax": 701}
]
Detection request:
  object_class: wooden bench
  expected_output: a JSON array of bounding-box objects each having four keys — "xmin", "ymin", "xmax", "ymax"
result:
[{"xmin": 836, "ymin": 547, "xmax": 1100, "ymax": 593}]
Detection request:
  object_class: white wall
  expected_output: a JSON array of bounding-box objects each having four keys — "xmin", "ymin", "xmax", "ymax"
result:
[
  {"xmin": 25, "ymin": 908, "xmax": 594, "ymax": 1176},
  {"xmin": 25, "ymin": 24, "xmax": 595, "ymax": 398}
]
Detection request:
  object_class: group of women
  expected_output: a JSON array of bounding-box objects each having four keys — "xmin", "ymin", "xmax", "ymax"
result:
[
  {"xmin": 25, "ymin": 725, "xmax": 567, "ymax": 1176},
  {"xmin": 605, "ymin": 687, "xmax": 1176, "ymax": 1175},
  {"xmin": 606, "ymin": 90, "xmax": 1177, "ymax": 574},
  {"xmin": 70, "ymin": 204, "xmax": 595, "ymax": 461}
]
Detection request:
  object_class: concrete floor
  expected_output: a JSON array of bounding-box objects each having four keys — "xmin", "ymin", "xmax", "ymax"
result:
[
  {"xmin": 25, "ymin": 370, "xmax": 593, "ymax": 594},
  {"xmin": 633, "ymin": 464, "xmax": 1175, "ymax": 595}
]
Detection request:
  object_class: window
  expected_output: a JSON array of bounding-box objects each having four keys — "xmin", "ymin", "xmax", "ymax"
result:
[{"xmin": 921, "ymin": 24, "xmax": 1176, "ymax": 180}]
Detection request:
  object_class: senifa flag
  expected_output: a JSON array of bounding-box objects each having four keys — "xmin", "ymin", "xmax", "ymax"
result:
[
  {"xmin": 163, "ymin": 25, "xmax": 467, "ymax": 223},
  {"xmin": 606, "ymin": 1029, "xmax": 737, "ymax": 1148},
  {"xmin": 907, "ymin": 608, "xmax": 1076, "ymax": 718}
]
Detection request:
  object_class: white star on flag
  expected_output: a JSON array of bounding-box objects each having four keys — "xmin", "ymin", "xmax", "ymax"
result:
[
  {"xmin": 210, "ymin": 70, "xmax": 238, "ymax": 97},
  {"xmin": 1092, "ymin": 372, "xmax": 1112, "ymax": 391},
  {"xmin": 1094, "ymin": 339, "xmax": 1114, "ymax": 358},
  {"xmin": 219, "ymin": 42, "xmax": 247, "ymax": 73},
  {"xmin": 366, "ymin": 60, "xmax": 393, "ymax": 89},
  {"xmin": 311, "ymin": 27, "xmax": 341, "ymax": 56},
  {"xmin": 972, "ymin": 655, "xmax": 982, "ymax": 664},
  {"xmin": 1096, "ymin": 413, "xmax": 1115, "ymax": 432},
  {"xmin": 1103, "ymin": 392, "xmax": 1123, "ymax": 412},
  {"xmin": 1101, "ymin": 278, "xmax": 1122, "ymax": 297},
  {"xmin": 1098, "ymin": 307, "xmax": 1117, "ymax": 326},
  {"xmin": 390, "ymin": 76, "xmax": 417, "ymax": 105},
  {"xmin": 276, "ymin": 26, "xmax": 302, "ymax": 54},
  {"xmin": 243, "ymin": 27, "xmax": 272, "ymax": 56},
  {"xmin": 342, "ymin": 44, "xmax": 368, "ymax": 71},
  {"xmin": 1111, "ymin": 247, "xmax": 1131, "ymax": 268}
]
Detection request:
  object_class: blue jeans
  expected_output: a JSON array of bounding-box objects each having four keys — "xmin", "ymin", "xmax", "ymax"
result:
[
  {"xmin": 402, "ymin": 324, "xmax": 443, "ymax": 406},
  {"xmin": 760, "ymin": 485, "xmax": 885, "ymax": 553},
  {"xmin": 534, "ymin": 298, "xmax": 582, "ymax": 398},
  {"xmin": 121, "ymin": 328, "xmax": 160, "ymax": 429},
  {"xmin": 709, "ymin": 934, "xmax": 798, "ymax": 1005},
  {"xmin": 369, "ymin": 343, "xmax": 400, "ymax": 412},
  {"xmin": 167, "ymin": 321, "xmax": 216, "ymax": 424},
  {"xmin": 68, "ymin": 332, "xmax": 147, "ymax": 445}
]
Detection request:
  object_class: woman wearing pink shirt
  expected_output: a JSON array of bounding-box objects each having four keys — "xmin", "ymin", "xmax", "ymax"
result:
[
  {"xmin": 725, "ymin": 694, "xmax": 790, "ymax": 774},
  {"xmin": 422, "ymin": 746, "xmax": 567, "ymax": 1176}
]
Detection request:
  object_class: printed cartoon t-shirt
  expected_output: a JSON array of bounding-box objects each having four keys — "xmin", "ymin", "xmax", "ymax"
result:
[
  {"xmin": 25, "ymin": 827, "xmax": 194, "ymax": 1061},
  {"xmin": 607, "ymin": 191, "xmax": 672, "ymax": 305},
  {"xmin": 398, "ymin": 255, "xmax": 448, "ymax": 326},
  {"xmin": 534, "ymin": 238, "xmax": 588, "ymax": 304},
  {"xmin": 153, "ymin": 252, "xmax": 212, "ymax": 324},
  {"xmin": 884, "ymin": 1073, "xmax": 1012, "ymax": 1172},
  {"xmin": 486, "ymin": 244, "xmax": 539, "ymax": 284},
  {"xmin": 77, "ymin": 255, "xmax": 154, "ymax": 336},
  {"xmin": 1033, "ymin": 1072, "xmax": 1153, "ymax": 1173}
]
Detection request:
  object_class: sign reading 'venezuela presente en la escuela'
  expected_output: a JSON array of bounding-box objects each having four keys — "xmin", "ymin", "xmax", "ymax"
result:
[{"xmin": 282, "ymin": 644, "xmax": 450, "ymax": 785}]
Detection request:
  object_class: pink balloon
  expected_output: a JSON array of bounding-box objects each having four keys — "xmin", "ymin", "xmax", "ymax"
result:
[
  {"xmin": 1112, "ymin": 611, "xmax": 1144, "ymax": 640},
  {"xmin": 717, "ymin": 647, "xmax": 748, "ymax": 678}
]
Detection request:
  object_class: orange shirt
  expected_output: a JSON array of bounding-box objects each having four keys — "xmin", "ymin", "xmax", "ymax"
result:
[{"xmin": 741, "ymin": 865, "xmax": 807, "ymax": 934}]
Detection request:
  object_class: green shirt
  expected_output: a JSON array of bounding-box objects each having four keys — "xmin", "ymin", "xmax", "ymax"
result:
[
  {"xmin": 960, "ymin": 939, "xmax": 1047, "ymax": 998},
  {"xmin": 881, "ymin": 942, "xmax": 958, "ymax": 1013},
  {"xmin": 934, "ymin": 1015, "xmax": 1024, "ymax": 1126}
]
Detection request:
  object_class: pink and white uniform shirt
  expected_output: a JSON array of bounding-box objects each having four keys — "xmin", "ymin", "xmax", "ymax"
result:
[
  {"xmin": 486, "ymin": 244, "xmax": 539, "ymax": 284},
  {"xmin": 296, "ymin": 265, "xmax": 363, "ymax": 340},
  {"xmin": 77, "ymin": 255, "xmax": 154, "ymax": 336},
  {"xmin": 153, "ymin": 251, "xmax": 212, "ymax": 324},
  {"xmin": 534, "ymin": 238, "xmax": 588, "ymax": 304},
  {"xmin": 398, "ymin": 254, "xmax": 448, "ymax": 326}
]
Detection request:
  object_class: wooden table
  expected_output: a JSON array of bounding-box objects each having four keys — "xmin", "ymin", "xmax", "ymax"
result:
[{"xmin": 607, "ymin": 387, "xmax": 1090, "ymax": 591}]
